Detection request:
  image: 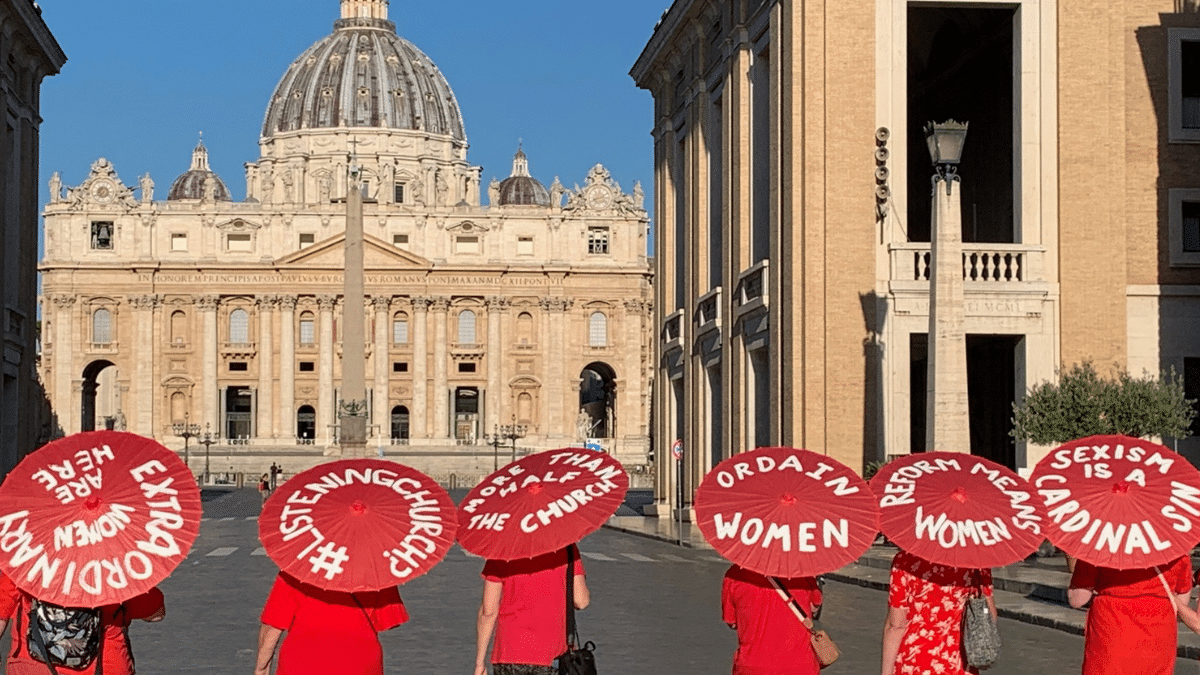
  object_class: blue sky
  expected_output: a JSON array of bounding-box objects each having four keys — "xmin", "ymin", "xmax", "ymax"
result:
[{"xmin": 36, "ymin": 0, "xmax": 667, "ymax": 219}]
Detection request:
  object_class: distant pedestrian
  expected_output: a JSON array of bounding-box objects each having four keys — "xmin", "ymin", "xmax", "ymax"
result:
[
  {"xmin": 1068, "ymin": 556, "xmax": 1191, "ymax": 675},
  {"xmin": 258, "ymin": 473, "xmax": 272, "ymax": 504},
  {"xmin": 0, "ymin": 571, "xmax": 166, "ymax": 675},
  {"xmin": 254, "ymin": 572, "xmax": 407, "ymax": 675},
  {"xmin": 475, "ymin": 545, "xmax": 589, "ymax": 675},
  {"xmin": 880, "ymin": 548, "xmax": 995, "ymax": 675},
  {"xmin": 722, "ymin": 564, "xmax": 823, "ymax": 675}
]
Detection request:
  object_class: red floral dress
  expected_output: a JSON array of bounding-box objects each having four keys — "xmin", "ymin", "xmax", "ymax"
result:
[{"xmin": 887, "ymin": 550, "xmax": 993, "ymax": 675}]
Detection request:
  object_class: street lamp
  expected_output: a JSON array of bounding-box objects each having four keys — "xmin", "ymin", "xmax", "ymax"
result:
[
  {"xmin": 484, "ymin": 417, "xmax": 528, "ymax": 471},
  {"xmin": 197, "ymin": 423, "xmax": 217, "ymax": 484},
  {"xmin": 924, "ymin": 120, "xmax": 968, "ymax": 192},
  {"xmin": 172, "ymin": 412, "xmax": 200, "ymax": 471}
]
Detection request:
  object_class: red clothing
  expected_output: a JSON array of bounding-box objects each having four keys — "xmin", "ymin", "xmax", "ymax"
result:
[
  {"xmin": 1070, "ymin": 556, "xmax": 1192, "ymax": 675},
  {"xmin": 0, "ymin": 572, "xmax": 164, "ymax": 675},
  {"xmin": 260, "ymin": 572, "xmax": 408, "ymax": 675},
  {"xmin": 887, "ymin": 550, "xmax": 993, "ymax": 675},
  {"xmin": 481, "ymin": 546, "xmax": 586, "ymax": 667},
  {"xmin": 720, "ymin": 565, "xmax": 822, "ymax": 675}
]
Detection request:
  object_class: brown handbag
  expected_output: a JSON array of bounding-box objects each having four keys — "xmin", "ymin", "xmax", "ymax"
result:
[{"xmin": 769, "ymin": 577, "xmax": 840, "ymax": 669}]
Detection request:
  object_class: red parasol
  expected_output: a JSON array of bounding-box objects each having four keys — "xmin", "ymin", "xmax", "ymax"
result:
[
  {"xmin": 0, "ymin": 431, "xmax": 201, "ymax": 607},
  {"xmin": 259, "ymin": 459, "xmax": 457, "ymax": 592},
  {"xmin": 457, "ymin": 448, "xmax": 628, "ymax": 560},
  {"xmin": 1029, "ymin": 435, "xmax": 1200, "ymax": 569},
  {"xmin": 871, "ymin": 452, "xmax": 1048, "ymax": 568},
  {"xmin": 695, "ymin": 448, "xmax": 879, "ymax": 577}
]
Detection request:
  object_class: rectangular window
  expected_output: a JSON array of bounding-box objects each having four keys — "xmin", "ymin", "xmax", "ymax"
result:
[
  {"xmin": 392, "ymin": 318, "xmax": 409, "ymax": 344},
  {"xmin": 91, "ymin": 222, "xmax": 114, "ymax": 250},
  {"xmin": 1169, "ymin": 189, "xmax": 1200, "ymax": 266},
  {"xmin": 394, "ymin": 183, "xmax": 406, "ymax": 204},
  {"xmin": 299, "ymin": 319, "xmax": 315, "ymax": 345},
  {"xmin": 229, "ymin": 362, "xmax": 248, "ymax": 372},
  {"xmin": 393, "ymin": 234, "xmax": 409, "ymax": 248},
  {"xmin": 517, "ymin": 236, "xmax": 534, "ymax": 256},
  {"xmin": 1186, "ymin": 358, "xmax": 1200, "ymax": 435},
  {"xmin": 227, "ymin": 233, "xmax": 252, "ymax": 252},
  {"xmin": 393, "ymin": 362, "xmax": 409, "ymax": 373},
  {"xmin": 299, "ymin": 233, "xmax": 315, "ymax": 249},
  {"xmin": 299, "ymin": 361, "xmax": 315, "ymax": 372},
  {"xmin": 171, "ymin": 233, "xmax": 188, "ymax": 252},
  {"xmin": 1186, "ymin": 202, "xmax": 1200, "ymax": 253},
  {"xmin": 1169, "ymin": 29, "xmax": 1200, "ymax": 142},
  {"xmin": 457, "ymin": 362, "xmax": 477, "ymax": 373},
  {"xmin": 456, "ymin": 236, "xmax": 480, "ymax": 254},
  {"xmin": 587, "ymin": 228, "xmax": 610, "ymax": 255}
]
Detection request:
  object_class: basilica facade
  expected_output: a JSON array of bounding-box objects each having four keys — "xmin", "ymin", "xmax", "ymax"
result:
[{"xmin": 39, "ymin": 0, "xmax": 653, "ymax": 477}]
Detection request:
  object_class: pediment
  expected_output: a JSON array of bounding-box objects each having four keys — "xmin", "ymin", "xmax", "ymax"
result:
[
  {"xmin": 216, "ymin": 218, "xmax": 263, "ymax": 231},
  {"xmin": 276, "ymin": 233, "xmax": 433, "ymax": 270},
  {"xmin": 447, "ymin": 220, "xmax": 490, "ymax": 233}
]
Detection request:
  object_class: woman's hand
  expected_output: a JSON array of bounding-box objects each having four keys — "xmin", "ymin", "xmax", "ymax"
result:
[{"xmin": 473, "ymin": 664, "xmax": 487, "ymax": 675}]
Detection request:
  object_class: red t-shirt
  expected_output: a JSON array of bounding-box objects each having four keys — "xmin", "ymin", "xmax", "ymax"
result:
[
  {"xmin": 481, "ymin": 546, "xmax": 586, "ymax": 667},
  {"xmin": 0, "ymin": 572, "xmax": 165, "ymax": 675},
  {"xmin": 260, "ymin": 572, "xmax": 408, "ymax": 675},
  {"xmin": 721, "ymin": 565, "xmax": 823, "ymax": 675}
]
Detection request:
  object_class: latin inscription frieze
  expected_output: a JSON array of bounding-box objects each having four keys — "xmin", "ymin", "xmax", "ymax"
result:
[{"xmin": 136, "ymin": 273, "xmax": 548, "ymax": 286}]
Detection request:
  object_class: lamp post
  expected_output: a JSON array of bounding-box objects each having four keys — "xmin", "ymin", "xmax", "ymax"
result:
[
  {"xmin": 484, "ymin": 417, "xmax": 528, "ymax": 471},
  {"xmin": 198, "ymin": 423, "xmax": 217, "ymax": 484},
  {"xmin": 923, "ymin": 120, "xmax": 971, "ymax": 453},
  {"xmin": 172, "ymin": 412, "xmax": 200, "ymax": 472}
]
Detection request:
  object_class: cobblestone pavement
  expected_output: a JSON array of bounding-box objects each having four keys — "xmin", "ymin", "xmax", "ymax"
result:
[{"xmin": 6, "ymin": 488, "xmax": 1200, "ymax": 673}]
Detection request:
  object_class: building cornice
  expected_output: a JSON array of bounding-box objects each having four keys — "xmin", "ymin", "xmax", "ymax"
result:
[
  {"xmin": 630, "ymin": 0, "xmax": 693, "ymax": 87},
  {"xmin": 6, "ymin": 0, "xmax": 66, "ymax": 76}
]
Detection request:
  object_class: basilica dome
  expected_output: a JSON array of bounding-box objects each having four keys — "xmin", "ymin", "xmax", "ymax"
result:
[
  {"xmin": 167, "ymin": 141, "xmax": 231, "ymax": 202},
  {"xmin": 262, "ymin": 1, "xmax": 466, "ymax": 141},
  {"xmin": 496, "ymin": 148, "xmax": 550, "ymax": 207}
]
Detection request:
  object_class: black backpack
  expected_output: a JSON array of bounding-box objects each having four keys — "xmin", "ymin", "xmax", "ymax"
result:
[{"xmin": 27, "ymin": 598, "xmax": 105, "ymax": 674}]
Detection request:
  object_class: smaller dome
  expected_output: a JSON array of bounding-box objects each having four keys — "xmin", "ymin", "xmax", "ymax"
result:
[
  {"xmin": 497, "ymin": 148, "xmax": 549, "ymax": 207},
  {"xmin": 168, "ymin": 140, "xmax": 232, "ymax": 201}
]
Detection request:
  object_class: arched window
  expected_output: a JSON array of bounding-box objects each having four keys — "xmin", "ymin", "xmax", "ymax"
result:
[
  {"xmin": 170, "ymin": 392, "xmax": 186, "ymax": 424},
  {"xmin": 297, "ymin": 405, "xmax": 316, "ymax": 440},
  {"xmin": 92, "ymin": 308, "xmax": 112, "ymax": 344},
  {"xmin": 589, "ymin": 312, "xmax": 607, "ymax": 347},
  {"xmin": 392, "ymin": 312, "xmax": 409, "ymax": 345},
  {"xmin": 170, "ymin": 311, "xmax": 187, "ymax": 344},
  {"xmin": 299, "ymin": 311, "xmax": 315, "ymax": 345},
  {"xmin": 517, "ymin": 392, "xmax": 533, "ymax": 425},
  {"xmin": 458, "ymin": 309, "xmax": 477, "ymax": 344},
  {"xmin": 517, "ymin": 312, "xmax": 534, "ymax": 345},
  {"xmin": 229, "ymin": 309, "xmax": 250, "ymax": 344}
]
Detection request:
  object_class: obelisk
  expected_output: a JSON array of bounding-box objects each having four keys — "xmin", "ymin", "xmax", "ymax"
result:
[
  {"xmin": 925, "ymin": 165, "xmax": 971, "ymax": 452},
  {"xmin": 339, "ymin": 162, "xmax": 368, "ymax": 457}
]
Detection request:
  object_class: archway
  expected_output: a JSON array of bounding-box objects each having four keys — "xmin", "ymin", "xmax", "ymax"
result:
[
  {"xmin": 390, "ymin": 405, "xmax": 410, "ymax": 441},
  {"xmin": 296, "ymin": 405, "xmax": 316, "ymax": 441},
  {"xmin": 578, "ymin": 362, "xmax": 617, "ymax": 439},
  {"xmin": 81, "ymin": 360, "xmax": 118, "ymax": 432}
]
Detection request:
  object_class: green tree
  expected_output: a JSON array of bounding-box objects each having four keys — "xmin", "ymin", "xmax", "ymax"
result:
[{"xmin": 1011, "ymin": 362, "xmax": 1196, "ymax": 444}]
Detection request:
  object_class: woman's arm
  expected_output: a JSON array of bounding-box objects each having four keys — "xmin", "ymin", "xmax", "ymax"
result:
[
  {"xmin": 475, "ymin": 580, "xmax": 503, "ymax": 675},
  {"xmin": 573, "ymin": 573, "xmax": 590, "ymax": 610},
  {"xmin": 255, "ymin": 624, "xmax": 284, "ymax": 675},
  {"xmin": 1174, "ymin": 594, "xmax": 1200, "ymax": 634},
  {"xmin": 880, "ymin": 605, "xmax": 909, "ymax": 675},
  {"xmin": 144, "ymin": 606, "xmax": 166, "ymax": 622},
  {"xmin": 1067, "ymin": 588, "xmax": 1094, "ymax": 609}
]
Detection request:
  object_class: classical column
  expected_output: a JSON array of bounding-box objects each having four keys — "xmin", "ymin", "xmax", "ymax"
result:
[
  {"xmin": 372, "ymin": 296, "xmax": 391, "ymax": 444},
  {"xmin": 431, "ymin": 297, "xmax": 450, "ymax": 439},
  {"xmin": 257, "ymin": 295, "xmax": 278, "ymax": 439},
  {"xmin": 623, "ymin": 299, "xmax": 648, "ymax": 440},
  {"xmin": 198, "ymin": 296, "xmax": 220, "ymax": 434},
  {"xmin": 543, "ymin": 298, "xmax": 573, "ymax": 439},
  {"xmin": 485, "ymin": 297, "xmax": 507, "ymax": 431},
  {"xmin": 127, "ymin": 295, "xmax": 158, "ymax": 436},
  {"xmin": 279, "ymin": 297, "xmax": 297, "ymax": 441},
  {"xmin": 926, "ymin": 174, "xmax": 970, "ymax": 452},
  {"xmin": 317, "ymin": 295, "xmax": 336, "ymax": 444},
  {"xmin": 411, "ymin": 297, "xmax": 430, "ymax": 439},
  {"xmin": 52, "ymin": 296, "xmax": 76, "ymax": 434}
]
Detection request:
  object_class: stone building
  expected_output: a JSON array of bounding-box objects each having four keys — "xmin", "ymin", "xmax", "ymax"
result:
[
  {"xmin": 631, "ymin": 0, "xmax": 1200, "ymax": 516},
  {"xmin": 39, "ymin": 0, "xmax": 652, "ymax": 478},
  {"xmin": 0, "ymin": 0, "xmax": 64, "ymax": 474}
]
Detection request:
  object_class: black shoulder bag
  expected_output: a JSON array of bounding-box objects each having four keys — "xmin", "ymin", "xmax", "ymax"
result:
[{"xmin": 556, "ymin": 547, "xmax": 596, "ymax": 675}]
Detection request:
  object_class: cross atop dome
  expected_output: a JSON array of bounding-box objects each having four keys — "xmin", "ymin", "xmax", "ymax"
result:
[{"xmin": 341, "ymin": 0, "xmax": 388, "ymax": 20}]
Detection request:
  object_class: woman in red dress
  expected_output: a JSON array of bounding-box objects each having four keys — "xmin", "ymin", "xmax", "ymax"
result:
[
  {"xmin": 881, "ymin": 548, "xmax": 995, "ymax": 675},
  {"xmin": 721, "ymin": 565, "xmax": 823, "ymax": 675},
  {"xmin": 254, "ymin": 572, "xmax": 409, "ymax": 675},
  {"xmin": 1068, "ymin": 555, "xmax": 1192, "ymax": 675}
]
